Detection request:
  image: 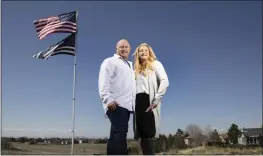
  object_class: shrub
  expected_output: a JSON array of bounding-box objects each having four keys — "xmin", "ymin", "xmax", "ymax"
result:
[
  {"xmin": 1, "ymin": 139, "xmax": 11, "ymax": 149},
  {"xmin": 128, "ymin": 145, "xmax": 140, "ymax": 154}
]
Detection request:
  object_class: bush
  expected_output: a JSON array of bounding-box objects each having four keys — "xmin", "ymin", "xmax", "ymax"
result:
[
  {"xmin": 207, "ymin": 141, "xmax": 225, "ymax": 147},
  {"xmin": 173, "ymin": 136, "xmax": 187, "ymax": 149},
  {"xmin": 1, "ymin": 139, "xmax": 11, "ymax": 149},
  {"xmin": 128, "ymin": 145, "xmax": 140, "ymax": 154}
]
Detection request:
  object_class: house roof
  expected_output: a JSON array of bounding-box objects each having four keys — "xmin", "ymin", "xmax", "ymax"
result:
[
  {"xmin": 185, "ymin": 134, "xmax": 209, "ymax": 141},
  {"xmin": 242, "ymin": 128, "xmax": 262, "ymax": 137},
  {"xmin": 219, "ymin": 133, "xmax": 228, "ymax": 139},
  {"xmin": 185, "ymin": 136, "xmax": 194, "ymax": 139}
]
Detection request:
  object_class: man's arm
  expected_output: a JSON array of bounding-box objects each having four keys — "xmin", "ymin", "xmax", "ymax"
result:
[{"xmin": 98, "ymin": 58, "xmax": 115, "ymax": 107}]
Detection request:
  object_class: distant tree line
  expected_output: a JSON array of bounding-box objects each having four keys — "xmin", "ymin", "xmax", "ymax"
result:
[
  {"xmin": 2, "ymin": 123, "xmax": 262, "ymax": 153},
  {"xmin": 129, "ymin": 123, "xmax": 262, "ymax": 154}
]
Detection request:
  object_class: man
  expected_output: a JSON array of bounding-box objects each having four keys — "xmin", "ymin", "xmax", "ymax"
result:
[{"xmin": 98, "ymin": 39, "xmax": 136, "ymax": 155}]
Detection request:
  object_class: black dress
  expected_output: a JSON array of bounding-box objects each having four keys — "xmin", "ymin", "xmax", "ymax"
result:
[{"xmin": 135, "ymin": 93, "xmax": 156, "ymax": 139}]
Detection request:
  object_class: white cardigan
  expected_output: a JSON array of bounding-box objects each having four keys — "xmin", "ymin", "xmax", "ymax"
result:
[{"xmin": 134, "ymin": 60, "xmax": 169, "ymax": 139}]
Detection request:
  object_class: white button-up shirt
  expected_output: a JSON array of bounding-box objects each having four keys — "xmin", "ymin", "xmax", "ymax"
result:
[{"xmin": 98, "ymin": 54, "xmax": 136, "ymax": 114}]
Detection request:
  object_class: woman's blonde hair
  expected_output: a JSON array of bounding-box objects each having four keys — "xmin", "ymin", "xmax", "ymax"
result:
[{"xmin": 133, "ymin": 43, "xmax": 157, "ymax": 77}]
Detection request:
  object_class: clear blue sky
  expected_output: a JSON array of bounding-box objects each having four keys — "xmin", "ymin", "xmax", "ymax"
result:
[{"xmin": 2, "ymin": 1, "xmax": 262, "ymax": 138}]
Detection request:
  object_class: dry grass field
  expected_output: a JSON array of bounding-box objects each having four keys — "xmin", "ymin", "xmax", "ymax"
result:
[
  {"xmin": 2, "ymin": 142, "xmax": 262, "ymax": 155},
  {"xmin": 169, "ymin": 146, "xmax": 263, "ymax": 155},
  {"xmin": 2, "ymin": 142, "xmax": 107, "ymax": 155}
]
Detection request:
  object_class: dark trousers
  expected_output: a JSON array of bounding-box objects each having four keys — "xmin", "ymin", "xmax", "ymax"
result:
[
  {"xmin": 135, "ymin": 93, "xmax": 156, "ymax": 155},
  {"xmin": 106, "ymin": 106, "xmax": 130, "ymax": 155}
]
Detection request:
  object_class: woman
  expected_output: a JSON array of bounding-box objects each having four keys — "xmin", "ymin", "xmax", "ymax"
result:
[{"xmin": 133, "ymin": 43, "xmax": 169, "ymax": 155}]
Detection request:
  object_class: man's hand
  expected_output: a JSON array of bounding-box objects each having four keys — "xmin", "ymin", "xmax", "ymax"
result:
[
  {"xmin": 145, "ymin": 104, "xmax": 157, "ymax": 112},
  {"xmin": 107, "ymin": 101, "xmax": 119, "ymax": 111}
]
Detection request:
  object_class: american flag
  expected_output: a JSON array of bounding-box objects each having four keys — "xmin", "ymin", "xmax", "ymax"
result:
[
  {"xmin": 33, "ymin": 11, "xmax": 77, "ymax": 40},
  {"xmin": 33, "ymin": 33, "xmax": 76, "ymax": 60}
]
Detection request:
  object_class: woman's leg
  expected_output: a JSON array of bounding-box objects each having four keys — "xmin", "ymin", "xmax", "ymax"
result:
[
  {"xmin": 140, "ymin": 138, "xmax": 155, "ymax": 155},
  {"xmin": 135, "ymin": 93, "xmax": 156, "ymax": 155},
  {"xmin": 140, "ymin": 109, "xmax": 155, "ymax": 155}
]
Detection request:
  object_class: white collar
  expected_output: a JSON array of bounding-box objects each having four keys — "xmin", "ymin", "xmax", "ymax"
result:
[
  {"xmin": 114, "ymin": 54, "xmax": 121, "ymax": 58},
  {"xmin": 113, "ymin": 54, "xmax": 131, "ymax": 63}
]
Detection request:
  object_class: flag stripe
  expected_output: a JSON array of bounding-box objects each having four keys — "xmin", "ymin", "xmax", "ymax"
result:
[
  {"xmin": 36, "ymin": 21, "xmax": 76, "ymax": 32},
  {"xmin": 38, "ymin": 28, "xmax": 77, "ymax": 40},
  {"xmin": 36, "ymin": 20, "xmax": 76, "ymax": 32},
  {"xmin": 43, "ymin": 45, "xmax": 61, "ymax": 57},
  {"xmin": 39, "ymin": 28, "xmax": 77, "ymax": 40},
  {"xmin": 33, "ymin": 33, "xmax": 76, "ymax": 60},
  {"xmin": 33, "ymin": 11, "xmax": 77, "ymax": 40},
  {"xmin": 34, "ymin": 17, "xmax": 59, "ymax": 26},
  {"xmin": 33, "ymin": 16, "xmax": 58, "ymax": 24},
  {"xmin": 51, "ymin": 51, "xmax": 75, "ymax": 56},
  {"xmin": 55, "ymin": 46, "xmax": 75, "ymax": 51},
  {"xmin": 36, "ymin": 19, "xmax": 61, "ymax": 31},
  {"xmin": 38, "ymin": 23, "xmax": 77, "ymax": 36}
]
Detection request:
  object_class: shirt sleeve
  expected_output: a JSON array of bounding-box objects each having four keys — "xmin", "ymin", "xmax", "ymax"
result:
[
  {"xmin": 152, "ymin": 60, "xmax": 169, "ymax": 105},
  {"xmin": 98, "ymin": 58, "xmax": 115, "ymax": 106}
]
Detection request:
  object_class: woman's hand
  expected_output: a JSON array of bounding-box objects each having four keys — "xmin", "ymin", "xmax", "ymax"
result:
[{"xmin": 145, "ymin": 104, "xmax": 157, "ymax": 112}]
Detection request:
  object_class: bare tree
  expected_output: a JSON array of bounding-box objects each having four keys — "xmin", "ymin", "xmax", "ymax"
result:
[
  {"xmin": 185, "ymin": 124, "xmax": 203, "ymax": 136},
  {"xmin": 185, "ymin": 124, "xmax": 204, "ymax": 146},
  {"xmin": 203, "ymin": 125, "xmax": 213, "ymax": 141},
  {"xmin": 210, "ymin": 129, "xmax": 220, "ymax": 142}
]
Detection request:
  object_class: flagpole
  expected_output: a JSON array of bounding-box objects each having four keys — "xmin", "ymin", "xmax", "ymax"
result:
[{"xmin": 71, "ymin": 10, "xmax": 78, "ymax": 155}]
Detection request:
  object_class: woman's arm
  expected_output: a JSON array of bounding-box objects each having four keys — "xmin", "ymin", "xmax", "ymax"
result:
[{"xmin": 152, "ymin": 60, "xmax": 169, "ymax": 105}]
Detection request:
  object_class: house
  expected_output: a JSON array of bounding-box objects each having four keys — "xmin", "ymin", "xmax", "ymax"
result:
[
  {"xmin": 238, "ymin": 128, "xmax": 262, "ymax": 145},
  {"xmin": 218, "ymin": 133, "xmax": 228, "ymax": 143},
  {"xmin": 61, "ymin": 141, "xmax": 68, "ymax": 144},
  {"xmin": 184, "ymin": 135, "xmax": 208, "ymax": 146},
  {"xmin": 184, "ymin": 136, "xmax": 194, "ymax": 146}
]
